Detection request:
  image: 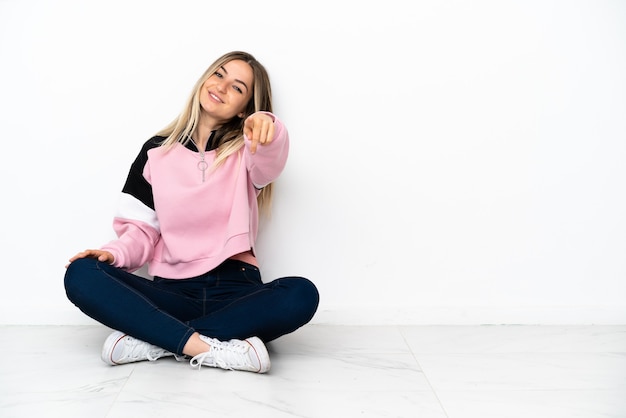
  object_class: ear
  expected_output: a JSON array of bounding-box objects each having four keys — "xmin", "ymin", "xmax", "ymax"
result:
[{"xmin": 238, "ymin": 113, "xmax": 245, "ymax": 118}]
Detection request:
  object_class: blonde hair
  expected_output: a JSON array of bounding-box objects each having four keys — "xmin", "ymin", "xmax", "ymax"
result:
[{"xmin": 156, "ymin": 51, "xmax": 274, "ymax": 213}]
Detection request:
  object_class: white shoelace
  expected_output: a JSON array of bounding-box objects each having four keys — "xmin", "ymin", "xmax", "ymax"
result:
[
  {"xmin": 189, "ymin": 338, "xmax": 253, "ymax": 370},
  {"xmin": 120, "ymin": 336, "xmax": 171, "ymax": 362}
]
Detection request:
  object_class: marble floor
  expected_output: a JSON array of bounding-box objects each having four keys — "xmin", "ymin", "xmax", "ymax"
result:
[{"xmin": 1, "ymin": 324, "xmax": 625, "ymax": 418}]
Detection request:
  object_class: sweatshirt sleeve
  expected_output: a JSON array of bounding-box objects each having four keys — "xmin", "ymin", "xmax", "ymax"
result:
[
  {"xmin": 100, "ymin": 205, "xmax": 160, "ymax": 272},
  {"xmin": 244, "ymin": 113, "xmax": 290, "ymax": 188},
  {"xmin": 100, "ymin": 138, "xmax": 162, "ymax": 272}
]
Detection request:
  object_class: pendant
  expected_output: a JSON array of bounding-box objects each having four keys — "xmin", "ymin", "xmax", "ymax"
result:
[{"xmin": 198, "ymin": 160, "xmax": 208, "ymax": 182}]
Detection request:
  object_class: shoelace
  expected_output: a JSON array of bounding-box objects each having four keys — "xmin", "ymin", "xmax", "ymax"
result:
[
  {"xmin": 189, "ymin": 338, "xmax": 253, "ymax": 371},
  {"xmin": 120, "ymin": 336, "xmax": 171, "ymax": 362},
  {"xmin": 146, "ymin": 348, "xmax": 169, "ymax": 362}
]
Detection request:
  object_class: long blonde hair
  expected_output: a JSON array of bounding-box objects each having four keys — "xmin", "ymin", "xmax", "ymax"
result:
[{"xmin": 156, "ymin": 51, "xmax": 274, "ymax": 213}]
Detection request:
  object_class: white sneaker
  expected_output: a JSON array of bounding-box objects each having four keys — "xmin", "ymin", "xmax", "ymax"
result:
[
  {"xmin": 101, "ymin": 330, "xmax": 174, "ymax": 365},
  {"xmin": 189, "ymin": 335, "xmax": 270, "ymax": 373}
]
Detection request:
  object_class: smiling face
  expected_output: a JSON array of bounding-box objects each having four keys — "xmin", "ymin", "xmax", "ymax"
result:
[{"xmin": 198, "ymin": 59, "xmax": 254, "ymax": 126}]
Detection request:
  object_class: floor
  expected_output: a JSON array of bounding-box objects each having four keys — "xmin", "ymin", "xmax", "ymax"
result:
[{"xmin": 1, "ymin": 325, "xmax": 625, "ymax": 418}]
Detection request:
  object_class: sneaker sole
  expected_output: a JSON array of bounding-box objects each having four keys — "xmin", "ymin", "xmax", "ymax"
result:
[
  {"xmin": 245, "ymin": 336, "xmax": 271, "ymax": 373},
  {"xmin": 101, "ymin": 330, "xmax": 127, "ymax": 366}
]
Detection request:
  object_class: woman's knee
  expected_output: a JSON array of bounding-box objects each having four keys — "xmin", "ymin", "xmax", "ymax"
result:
[
  {"xmin": 300, "ymin": 277, "xmax": 320, "ymax": 310},
  {"xmin": 284, "ymin": 277, "xmax": 320, "ymax": 321},
  {"xmin": 64, "ymin": 257, "xmax": 98, "ymax": 300}
]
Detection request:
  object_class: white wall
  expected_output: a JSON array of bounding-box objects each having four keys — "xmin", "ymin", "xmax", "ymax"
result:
[{"xmin": 1, "ymin": 0, "xmax": 624, "ymax": 325}]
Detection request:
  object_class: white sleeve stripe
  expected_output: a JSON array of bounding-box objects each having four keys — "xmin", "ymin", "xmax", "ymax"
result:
[{"xmin": 115, "ymin": 192, "xmax": 160, "ymax": 231}]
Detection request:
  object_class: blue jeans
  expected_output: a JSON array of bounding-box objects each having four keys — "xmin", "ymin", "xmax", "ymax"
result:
[{"xmin": 64, "ymin": 257, "xmax": 320, "ymax": 355}]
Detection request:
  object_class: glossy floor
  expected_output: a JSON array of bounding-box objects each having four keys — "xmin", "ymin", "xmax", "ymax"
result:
[{"xmin": 1, "ymin": 324, "xmax": 625, "ymax": 417}]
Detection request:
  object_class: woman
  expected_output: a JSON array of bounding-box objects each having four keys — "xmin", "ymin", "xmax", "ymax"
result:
[{"xmin": 64, "ymin": 51, "xmax": 319, "ymax": 374}]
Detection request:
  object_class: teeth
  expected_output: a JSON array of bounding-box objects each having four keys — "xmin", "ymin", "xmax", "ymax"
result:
[{"xmin": 210, "ymin": 93, "xmax": 222, "ymax": 103}]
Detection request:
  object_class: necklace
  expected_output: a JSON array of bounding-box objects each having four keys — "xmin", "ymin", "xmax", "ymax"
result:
[{"xmin": 190, "ymin": 138, "xmax": 208, "ymax": 182}]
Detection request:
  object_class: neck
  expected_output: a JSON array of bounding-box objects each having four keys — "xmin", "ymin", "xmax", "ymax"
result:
[
  {"xmin": 194, "ymin": 114, "xmax": 225, "ymax": 150},
  {"xmin": 192, "ymin": 130, "xmax": 217, "ymax": 152}
]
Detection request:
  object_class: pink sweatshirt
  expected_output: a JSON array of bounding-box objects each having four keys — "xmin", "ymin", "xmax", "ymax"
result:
[{"xmin": 101, "ymin": 115, "xmax": 289, "ymax": 279}]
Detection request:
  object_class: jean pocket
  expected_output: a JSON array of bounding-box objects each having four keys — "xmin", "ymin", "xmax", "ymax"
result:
[{"xmin": 219, "ymin": 262, "xmax": 261, "ymax": 286}]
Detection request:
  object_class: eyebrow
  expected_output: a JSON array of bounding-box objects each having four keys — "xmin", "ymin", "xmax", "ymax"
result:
[{"xmin": 220, "ymin": 66, "xmax": 249, "ymax": 93}]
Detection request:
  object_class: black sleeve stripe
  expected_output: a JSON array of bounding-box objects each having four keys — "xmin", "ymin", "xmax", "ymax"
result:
[{"xmin": 121, "ymin": 136, "xmax": 164, "ymax": 211}]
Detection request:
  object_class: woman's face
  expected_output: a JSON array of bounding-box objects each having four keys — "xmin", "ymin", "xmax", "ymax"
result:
[{"xmin": 199, "ymin": 59, "xmax": 253, "ymax": 124}]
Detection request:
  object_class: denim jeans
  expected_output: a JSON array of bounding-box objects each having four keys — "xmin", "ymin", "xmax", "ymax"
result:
[{"xmin": 64, "ymin": 257, "xmax": 320, "ymax": 355}]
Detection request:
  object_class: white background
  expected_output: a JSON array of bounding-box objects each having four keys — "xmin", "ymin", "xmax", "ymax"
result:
[{"xmin": 1, "ymin": 0, "xmax": 624, "ymax": 325}]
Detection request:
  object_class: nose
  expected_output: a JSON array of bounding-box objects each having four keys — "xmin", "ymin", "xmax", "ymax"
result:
[{"xmin": 216, "ymin": 79, "xmax": 227, "ymax": 93}]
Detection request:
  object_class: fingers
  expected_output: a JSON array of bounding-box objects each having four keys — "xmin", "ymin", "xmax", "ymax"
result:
[
  {"xmin": 68, "ymin": 250, "xmax": 91, "ymax": 263},
  {"xmin": 65, "ymin": 249, "xmax": 114, "ymax": 268},
  {"xmin": 98, "ymin": 252, "xmax": 114, "ymax": 263},
  {"xmin": 244, "ymin": 113, "xmax": 275, "ymax": 154},
  {"xmin": 66, "ymin": 251, "xmax": 87, "ymax": 268}
]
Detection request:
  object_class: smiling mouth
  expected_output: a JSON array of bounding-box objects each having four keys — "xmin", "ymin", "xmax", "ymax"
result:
[{"xmin": 209, "ymin": 91, "xmax": 223, "ymax": 103}]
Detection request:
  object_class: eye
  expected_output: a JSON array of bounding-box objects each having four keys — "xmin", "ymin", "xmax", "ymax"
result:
[
  {"xmin": 214, "ymin": 71, "xmax": 223, "ymax": 78},
  {"xmin": 233, "ymin": 85, "xmax": 243, "ymax": 94}
]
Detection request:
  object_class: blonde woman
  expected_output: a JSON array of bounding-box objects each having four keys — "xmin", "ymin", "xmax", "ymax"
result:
[{"xmin": 64, "ymin": 51, "xmax": 319, "ymax": 373}]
